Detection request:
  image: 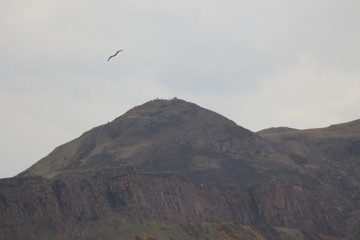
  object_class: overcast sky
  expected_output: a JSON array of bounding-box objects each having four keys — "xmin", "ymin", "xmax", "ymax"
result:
[{"xmin": 1, "ymin": 0, "xmax": 359, "ymax": 178}]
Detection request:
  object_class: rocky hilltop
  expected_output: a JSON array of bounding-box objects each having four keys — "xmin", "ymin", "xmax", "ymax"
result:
[
  {"xmin": 20, "ymin": 98, "xmax": 277, "ymax": 185},
  {"xmin": 1, "ymin": 98, "xmax": 360, "ymax": 240}
]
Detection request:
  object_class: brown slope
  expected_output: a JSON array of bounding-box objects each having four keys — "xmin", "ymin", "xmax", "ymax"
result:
[
  {"xmin": 258, "ymin": 119, "xmax": 360, "ymax": 186},
  {"xmin": 19, "ymin": 98, "xmax": 279, "ymax": 186}
]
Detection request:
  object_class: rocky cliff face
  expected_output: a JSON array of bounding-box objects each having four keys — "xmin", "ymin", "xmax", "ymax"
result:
[{"xmin": 0, "ymin": 167, "xmax": 336, "ymax": 240}]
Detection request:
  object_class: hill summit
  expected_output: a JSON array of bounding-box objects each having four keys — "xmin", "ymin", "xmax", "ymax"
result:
[{"xmin": 20, "ymin": 98, "xmax": 275, "ymax": 185}]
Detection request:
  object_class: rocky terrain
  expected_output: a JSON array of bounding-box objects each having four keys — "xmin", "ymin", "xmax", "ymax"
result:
[{"xmin": 1, "ymin": 98, "xmax": 359, "ymax": 239}]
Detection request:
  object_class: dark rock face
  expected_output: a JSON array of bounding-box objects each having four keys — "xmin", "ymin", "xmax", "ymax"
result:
[
  {"xmin": 0, "ymin": 177, "xmax": 63, "ymax": 239},
  {"xmin": 0, "ymin": 167, "xmax": 336, "ymax": 240}
]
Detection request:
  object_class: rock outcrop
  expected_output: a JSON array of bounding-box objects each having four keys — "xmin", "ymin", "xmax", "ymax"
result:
[{"xmin": 0, "ymin": 167, "xmax": 336, "ymax": 240}]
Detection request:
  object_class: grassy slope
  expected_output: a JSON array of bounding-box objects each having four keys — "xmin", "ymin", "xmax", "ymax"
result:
[
  {"xmin": 74, "ymin": 222, "xmax": 265, "ymax": 240},
  {"xmin": 258, "ymin": 119, "xmax": 360, "ymax": 139}
]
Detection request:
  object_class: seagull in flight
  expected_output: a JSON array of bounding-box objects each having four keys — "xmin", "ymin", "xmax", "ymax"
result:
[{"xmin": 107, "ymin": 49, "xmax": 123, "ymax": 62}]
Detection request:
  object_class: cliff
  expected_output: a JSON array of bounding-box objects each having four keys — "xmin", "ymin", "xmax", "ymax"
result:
[{"xmin": 0, "ymin": 167, "xmax": 336, "ymax": 240}]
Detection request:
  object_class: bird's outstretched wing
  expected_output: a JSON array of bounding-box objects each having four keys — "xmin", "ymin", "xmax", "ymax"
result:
[{"xmin": 107, "ymin": 49, "xmax": 123, "ymax": 61}]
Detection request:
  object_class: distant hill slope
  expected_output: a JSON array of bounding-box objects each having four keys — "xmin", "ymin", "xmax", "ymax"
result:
[
  {"xmin": 1, "ymin": 98, "xmax": 359, "ymax": 239},
  {"xmin": 259, "ymin": 118, "xmax": 360, "ymax": 237},
  {"xmin": 257, "ymin": 127, "xmax": 299, "ymax": 135},
  {"xmin": 259, "ymin": 119, "xmax": 360, "ymax": 138}
]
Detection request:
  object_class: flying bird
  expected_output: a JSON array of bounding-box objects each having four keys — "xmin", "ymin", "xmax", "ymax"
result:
[{"xmin": 107, "ymin": 49, "xmax": 123, "ymax": 61}]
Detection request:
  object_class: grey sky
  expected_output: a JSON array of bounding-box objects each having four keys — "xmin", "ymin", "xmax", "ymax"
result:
[{"xmin": 1, "ymin": 0, "xmax": 359, "ymax": 178}]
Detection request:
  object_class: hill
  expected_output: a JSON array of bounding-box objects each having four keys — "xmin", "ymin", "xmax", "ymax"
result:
[
  {"xmin": 1, "ymin": 98, "xmax": 359, "ymax": 239},
  {"xmin": 19, "ymin": 98, "xmax": 277, "ymax": 185}
]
